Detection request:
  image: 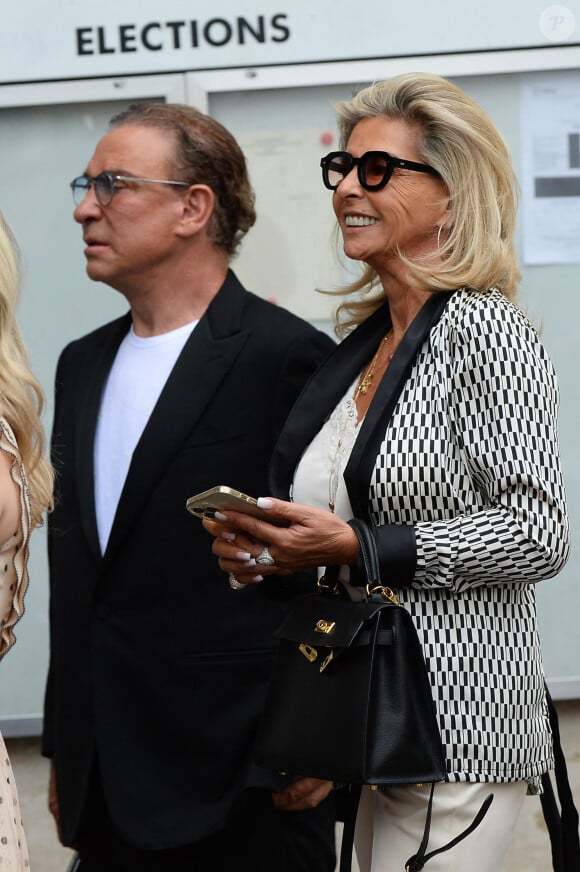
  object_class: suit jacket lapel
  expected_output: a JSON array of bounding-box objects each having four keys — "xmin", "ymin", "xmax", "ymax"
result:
[
  {"xmin": 269, "ymin": 303, "xmax": 392, "ymax": 497},
  {"xmin": 103, "ymin": 271, "xmax": 250, "ymax": 565},
  {"xmin": 269, "ymin": 292, "xmax": 453, "ymax": 520},
  {"xmin": 344, "ymin": 291, "xmax": 453, "ymax": 519},
  {"xmin": 76, "ymin": 313, "xmax": 132, "ymax": 563}
]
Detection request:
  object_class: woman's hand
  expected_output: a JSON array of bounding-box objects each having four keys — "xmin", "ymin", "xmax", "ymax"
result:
[
  {"xmin": 272, "ymin": 776, "xmax": 334, "ymax": 811},
  {"xmin": 202, "ymin": 497, "xmax": 360, "ymax": 583},
  {"xmin": 201, "ymin": 516, "xmax": 276, "ymax": 584}
]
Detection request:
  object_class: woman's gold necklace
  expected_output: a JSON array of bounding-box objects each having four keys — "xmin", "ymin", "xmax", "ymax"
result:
[
  {"xmin": 354, "ymin": 331, "xmax": 393, "ymax": 400},
  {"xmin": 328, "ymin": 400, "xmax": 356, "ymax": 513}
]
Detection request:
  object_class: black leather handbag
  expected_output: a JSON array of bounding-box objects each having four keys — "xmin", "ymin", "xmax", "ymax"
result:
[
  {"xmin": 256, "ymin": 519, "xmax": 497, "ymax": 872},
  {"xmin": 255, "ymin": 517, "xmax": 446, "ymax": 788}
]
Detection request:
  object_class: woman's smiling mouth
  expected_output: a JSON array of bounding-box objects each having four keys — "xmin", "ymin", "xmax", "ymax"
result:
[{"xmin": 344, "ymin": 215, "xmax": 378, "ymax": 227}]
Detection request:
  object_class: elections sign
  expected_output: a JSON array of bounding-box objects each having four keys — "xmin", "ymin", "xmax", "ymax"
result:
[{"xmin": 1, "ymin": 1, "xmax": 578, "ymax": 84}]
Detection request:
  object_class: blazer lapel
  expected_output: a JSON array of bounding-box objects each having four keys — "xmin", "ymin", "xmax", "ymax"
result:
[
  {"xmin": 103, "ymin": 271, "xmax": 250, "ymax": 565},
  {"xmin": 76, "ymin": 314, "xmax": 132, "ymax": 563},
  {"xmin": 269, "ymin": 303, "xmax": 392, "ymax": 498},
  {"xmin": 345, "ymin": 291, "xmax": 453, "ymax": 519},
  {"xmin": 269, "ymin": 292, "xmax": 453, "ymax": 519}
]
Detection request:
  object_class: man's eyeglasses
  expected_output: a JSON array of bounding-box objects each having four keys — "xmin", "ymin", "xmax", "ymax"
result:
[
  {"xmin": 320, "ymin": 150, "xmax": 439, "ymax": 192},
  {"xmin": 70, "ymin": 173, "xmax": 190, "ymax": 207}
]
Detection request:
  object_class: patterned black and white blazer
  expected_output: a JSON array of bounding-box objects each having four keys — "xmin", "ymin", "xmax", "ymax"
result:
[{"xmin": 270, "ymin": 287, "xmax": 570, "ymax": 787}]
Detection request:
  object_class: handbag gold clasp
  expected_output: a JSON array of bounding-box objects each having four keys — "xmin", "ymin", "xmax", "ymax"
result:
[
  {"xmin": 317, "ymin": 575, "xmax": 340, "ymax": 595},
  {"xmin": 315, "ymin": 619, "xmax": 336, "ymax": 635},
  {"xmin": 367, "ymin": 584, "xmax": 400, "ymax": 605},
  {"xmin": 299, "ymin": 643, "xmax": 318, "ymax": 663}
]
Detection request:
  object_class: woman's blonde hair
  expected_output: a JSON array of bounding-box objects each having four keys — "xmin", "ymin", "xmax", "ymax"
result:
[
  {"xmin": 332, "ymin": 73, "xmax": 521, "ymax": 334},
  {"xmin": 0, "ymin": 214, "xmax": 53, "ymax": 526}
]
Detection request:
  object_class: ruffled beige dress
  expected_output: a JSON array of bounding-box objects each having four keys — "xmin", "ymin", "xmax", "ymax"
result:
[{"xmin": 0, "ymin": 418, "xmax": 32, "ymax": 870}]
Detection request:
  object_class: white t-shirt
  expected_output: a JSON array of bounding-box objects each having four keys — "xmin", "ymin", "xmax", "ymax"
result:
[{"xmin": 94, "ymin": 320, "xmax": 198, "ymax": 553}]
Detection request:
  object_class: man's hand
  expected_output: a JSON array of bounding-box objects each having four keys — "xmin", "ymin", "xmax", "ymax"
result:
[
  {"xmin": 272, "ymin": 776, "xmax": 333, "ymax": 811},
  {"xmin": 48, "ymin": 760, "xmax": 63, "ymax": 843}
]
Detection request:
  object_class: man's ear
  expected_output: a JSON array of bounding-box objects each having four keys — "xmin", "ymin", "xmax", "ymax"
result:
[{"xmin": 176, "ymin": 184, "xmax": 215, "ymax": 238}]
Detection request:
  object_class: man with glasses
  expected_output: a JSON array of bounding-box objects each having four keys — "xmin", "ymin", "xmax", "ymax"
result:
[{"xmin": 42, "ymin": 103, "xmax": 336, "ymax": 871}]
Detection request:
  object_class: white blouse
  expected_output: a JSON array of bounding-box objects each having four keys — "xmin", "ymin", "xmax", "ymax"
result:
[{"xmin": 292, "ymin": 378, "xmax": 361, "ymax": 522}]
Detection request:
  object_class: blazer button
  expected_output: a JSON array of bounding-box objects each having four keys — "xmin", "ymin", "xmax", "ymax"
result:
[{"xmin": 94, "ymin": 603, "xmax": 112, "ymax": 620}]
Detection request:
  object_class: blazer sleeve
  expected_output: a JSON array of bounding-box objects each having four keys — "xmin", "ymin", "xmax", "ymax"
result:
[
  {"xmin": 42, "ymin": 343, "xmax": 73, "ymax": 758},
  {"xmin": 364, "ymin": 300, "xmax": 570, "ymax": 592},
  {"xmin": 258, "ymin": 325, "xmax": 335, "ymax": 601}
]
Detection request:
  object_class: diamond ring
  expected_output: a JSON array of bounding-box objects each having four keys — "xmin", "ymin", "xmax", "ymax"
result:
[
  {"xmin": 256, "ymin": 546, "xmax": 275, "ymax": 566},
  {"xmin": 229, "ymin": 573, "xmax": 247, "ymax": 590}
]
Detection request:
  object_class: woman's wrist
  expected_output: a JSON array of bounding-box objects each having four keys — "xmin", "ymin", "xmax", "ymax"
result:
[{"xmin": 342, "ymin": 524, "xmax": 361, "ymax": 565}]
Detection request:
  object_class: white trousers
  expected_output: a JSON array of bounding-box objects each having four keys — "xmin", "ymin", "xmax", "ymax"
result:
[{"xmin": 354, "ymin": 781, "xmax": 528, "ymax": 872}]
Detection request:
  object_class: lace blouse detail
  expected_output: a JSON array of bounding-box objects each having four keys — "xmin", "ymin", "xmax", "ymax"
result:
[
  {"xmin": 292, "ymin": 379, "xmax": 361, "ymax": 522},
  {"xmin": 327, "ymin": 388, "xmax": 359, "ymax": 516}
]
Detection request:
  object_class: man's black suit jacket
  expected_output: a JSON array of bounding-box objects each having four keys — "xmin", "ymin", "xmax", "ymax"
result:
[{"xmin": 42, "ymin": 271, "xmax": 334, "ymax": 849}]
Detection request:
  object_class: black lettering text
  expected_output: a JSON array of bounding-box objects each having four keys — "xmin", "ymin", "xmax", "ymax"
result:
[
  {"xmin": 76, "ymin": 28, "xmax": 94, "ymax": 55},
  {"xmin": 271, "ymin": 13, "xmax": 290, "ymax": 43},
  {"xmin": 97, "ymin": 27, "xmax": 115, "ymax": 54},
  {"xmin": 203, "ymin": 18, "xmax": 232, "ymax": 47},
  {"xmin": 141, "ymin": 23, "xmax": 162, "ymax": 51},
  {"xmin": 119, "ymin": 24, "xmax": 137, "ymax": 53},
  {"xmin": 165, "ymin": 21, "xmax": 186, "ymax": 49},
  {"xmin": 190, "ymin": 20, "xmax": 199, "ymax": 47},
  {"xmin": 74, "ymin": 12, "xmax": 292, "ymax": 58},
  {"xmin": 237, "ymin": 16, "xmax": 265, "ymax": 44}
]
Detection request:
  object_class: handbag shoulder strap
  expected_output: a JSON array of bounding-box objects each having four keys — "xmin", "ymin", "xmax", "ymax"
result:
[
  {"xmin": 348, "ymin": 518, "xmax": 381, "ymax": 587},
  {"xmin": 405, "ymin": 785, "xmax": 493, "ymax": 871},
  {"xmin": 343, "ymin": 518, "xmax": 495, "ymax": 871},
  {"xmin": 337, "ymin": 784, "xmax": 494, "ymax": 872},
  {"xmin": 541, "ymin": 684, "xmax": 580, "ymax": 871},
  {"xmin": 338, "ymin": 785, "xmax": 362, "ymax": 872},
  {"xmin": 319, "ymin": 518, "xmax": 382, "ymax": 602}
]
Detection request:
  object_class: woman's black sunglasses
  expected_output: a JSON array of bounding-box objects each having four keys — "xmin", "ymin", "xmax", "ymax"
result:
[{"xmin": 320, "ymin": 150, "xmax": 439, "ymax": 191}]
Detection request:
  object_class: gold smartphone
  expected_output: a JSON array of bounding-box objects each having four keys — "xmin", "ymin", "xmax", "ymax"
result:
[{"xmin": 186, "ymin": 485, "xmax": 268, "ymax": 521}]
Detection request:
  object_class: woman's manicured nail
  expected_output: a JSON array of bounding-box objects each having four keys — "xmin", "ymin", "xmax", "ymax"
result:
[
  {"xmin": 257, "ymin": 498, "xmax": 275, "ymax": 509},
  {"xmin": 236, "ymin": 551, "xmax": 252, "ymax": 560},
  {"xmin": 222, "ymin": 532, "xmax": 236, "ymax": 541},
  {"xmin": 214, "ymin": 511, "xmax": 228, "ymax": 522}
]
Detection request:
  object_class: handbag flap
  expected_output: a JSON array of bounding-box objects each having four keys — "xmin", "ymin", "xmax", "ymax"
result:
[{"xmin": 275, "ymin": 594, "xmax": 396, "ymax": 648}]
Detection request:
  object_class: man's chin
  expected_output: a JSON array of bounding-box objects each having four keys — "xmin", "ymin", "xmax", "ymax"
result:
[{"xmin": 85, "ymin": 263, "xmax": 112, "ymax": 284}]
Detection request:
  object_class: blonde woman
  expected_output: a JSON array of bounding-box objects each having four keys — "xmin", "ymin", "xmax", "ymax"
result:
[
  {"xmin": 205, "ymin": 74, "xmax": 572, "ymax": 871},
  {"xmin": 0, "ymin": 213, "xmax": 53, "ymax": 869}
]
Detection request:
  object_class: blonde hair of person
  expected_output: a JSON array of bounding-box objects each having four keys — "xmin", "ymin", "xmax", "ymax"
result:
[
  {"xmin": 331, "ymin": 72, "xmax": 521, "ymax": 335},
  {"xmin": 0, "ymin": 214, "xmax": 53, "ymax": 526}
]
